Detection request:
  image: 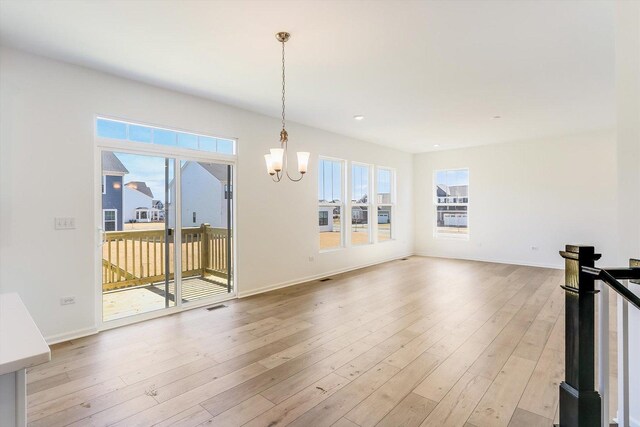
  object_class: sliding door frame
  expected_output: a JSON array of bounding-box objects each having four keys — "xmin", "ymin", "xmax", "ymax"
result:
[{"xmin": 94, "ymin": 137, "xmax": 238, "ymax": 331}]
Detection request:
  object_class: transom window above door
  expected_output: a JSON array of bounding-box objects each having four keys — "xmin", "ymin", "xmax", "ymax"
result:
[{"xmin": 96, "ymin": 117, "xmax": 235, "ymax": 155}]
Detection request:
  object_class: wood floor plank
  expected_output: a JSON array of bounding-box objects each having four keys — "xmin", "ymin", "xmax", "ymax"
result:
[
  {"xmin": 154, "ymin": 405, "xmax": 213, "ymax": 427},
  {"xmin": 260, "ymin": 341, "xmax": 371, "ymax": 404},
  {"xmin": 286, "ymin": 362, "xmax": 401, "ymax": 427},
  {"xmin": 344, "ymin": 352, "xmax": 441, "ymax": 426},
  {"xmin": 508, "ymin": 407, "xmax": 553, "ymax": 427},
  {"xmin": 376, "ymin": 392, "xmax": 438, "ymax": 427},
  {"xmin": 206, "ymin": 394, "xmax": 275, "ymax": 426},
  {"xmin": 244, "ymin": 373, "xmax": 348, "ymax": 427},
  {"xmin": 109, "ymin": 362, "xmax": 269, "ymax": 426},
  {"xmin": 331, "ymin": 417, "xmax": 360, "ymax": 427},
  {"xmin": 517, "ymin": 346, "xmax": 564, "ymax": 420},
  {"xmin": 420, "ymin": 372, "xmax": 492, "ymax": 427},
  {"xmin": 199, "ymin": 346, "xmax": 335, "ymax": 417},
  {"xmin": 467, "ymin": 355, "xmax": 536, "ymax": 426}
]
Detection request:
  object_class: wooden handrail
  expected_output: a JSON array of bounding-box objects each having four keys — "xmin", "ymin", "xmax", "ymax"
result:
[
  {"xmin": 102, "ymin": 224, "xmax": 230, "ymax": 292},
  {"xmin": 582, "ymin": 266, "xmax": 640, "ymax": 310}
]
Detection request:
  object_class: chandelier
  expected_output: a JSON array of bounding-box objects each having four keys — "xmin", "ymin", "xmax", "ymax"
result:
[{"xmin": 264, "ymin": 32, "xmax": 310, "ymax": 182}]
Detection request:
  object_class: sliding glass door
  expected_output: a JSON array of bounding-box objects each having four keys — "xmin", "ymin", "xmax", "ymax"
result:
[
  {"xmin": 179, "ymin": 161, "xmax": 233, "ymax": 302},
  {"xmin": 100, "ymin": 150, "xmax": 234, "ymax": 323}
]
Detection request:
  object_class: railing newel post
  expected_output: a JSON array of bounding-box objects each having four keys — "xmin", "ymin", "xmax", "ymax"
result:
[
  {"xmin": 558, "ymin": 244, "xmax": 602, "ymax": 427},
  {"xmin": 560, "ymin": 245, "xmax": 602, "ymax": 427}
]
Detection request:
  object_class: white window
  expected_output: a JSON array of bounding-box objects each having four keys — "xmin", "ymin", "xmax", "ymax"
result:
[
  {"xmin": 318, "ymin": 158, "xmax": 344, "ymax": 251},
  {"xmin": 376, "ymin": 167, "xmax": 395, "ymax": 242},
  {"xmin": 96, "ymin": 117, "xmax": 236, "ymax": 155},
  {"xmin": 434, "ymin": 168, "xmax": 469, "ymax": 237},
  {"xmin": 351, "ymin": 163, "xmax": 371, "ymax": 245},
  {"xmin": 103, "ymin": 209, "xmax": 117, "ymax": 232}
]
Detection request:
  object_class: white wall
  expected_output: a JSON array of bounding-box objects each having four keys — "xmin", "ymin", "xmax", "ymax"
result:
[
  {"xmin": 413, "ymin": 130, "xmax": 619, "ymax": 268},
  {"xmin": 616, "ymin": 0, "xmax": 640, "ymax": 263},
  {"xmin": 0, "ymin": 47, "xmax": 413, "ymax": 342}
]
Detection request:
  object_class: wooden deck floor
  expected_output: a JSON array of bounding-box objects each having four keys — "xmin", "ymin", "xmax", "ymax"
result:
[
  {"xmin": 29, "ymin": 257, "xmax": 572, "ymax": 426},
  {"xmin": 103, "ymin": 277, "xmax": 230, "ymax": 322}
]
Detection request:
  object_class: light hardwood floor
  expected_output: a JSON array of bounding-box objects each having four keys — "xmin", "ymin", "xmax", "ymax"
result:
[{"xmin": 27, "ymin": 256, "xmax": 567, "ymax": 427}]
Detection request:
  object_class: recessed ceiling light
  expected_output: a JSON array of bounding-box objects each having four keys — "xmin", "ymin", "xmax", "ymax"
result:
[
  {"xmin": 353, "ymin": 115, "xmax": 364, "ymax": 121},
  {"xmin": 433, "ymin": 144, "xmax": 440, "ymax": 148}
]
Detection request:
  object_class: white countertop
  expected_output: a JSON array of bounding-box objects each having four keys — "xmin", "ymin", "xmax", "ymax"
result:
[{"xmin": 0, "ymin": 293, "xmax": 50, "ymax": 375}]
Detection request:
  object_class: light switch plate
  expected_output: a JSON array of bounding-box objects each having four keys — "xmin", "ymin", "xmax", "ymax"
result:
[{"xmin": 55, "ymin": 217, "xmax": 76, "ymax": 230}]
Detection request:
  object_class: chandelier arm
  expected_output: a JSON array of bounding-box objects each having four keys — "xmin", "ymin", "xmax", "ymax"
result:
[
  {"xmin": 285, "ymin": 169, "xmax": 305, "ymax": 182},
  {"xmin": 272, "ymin": 170, "xmax": 282, "ymax": 182}
]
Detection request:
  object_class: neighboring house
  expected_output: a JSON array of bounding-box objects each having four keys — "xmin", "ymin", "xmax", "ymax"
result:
[
  {"xmin": 123, "ymin": 181, "xmax": 156, "ymax": 223},
  {"xmin": 351, "ymin": 206, "xmax": 368, "ymax": 223},
  {"xmin": 170, "ymin": 162, "xmax": 231, "ymax": 228},
  {"xmin": 319, "ymin": 206, "xmax": 333, "ymax": 232},
  {"xmin": 436, "ymin": 184, "xmax": 469, "ymax": 228},
  {"xmin": 101, "ymin": 151, "xmax": 128, "ymax": 231},
  {"xmin": 377, "ymin": 208, "xmax": 390, "ymax": 224}
]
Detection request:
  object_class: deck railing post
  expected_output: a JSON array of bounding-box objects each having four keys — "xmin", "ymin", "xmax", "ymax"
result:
[
  {"xmin": 558, "ymin": 245, "xmax": 602, "ymax": 427},
  {"xmin": 201, "ymin": 223, "xmax": 210, "ymax": 277}
]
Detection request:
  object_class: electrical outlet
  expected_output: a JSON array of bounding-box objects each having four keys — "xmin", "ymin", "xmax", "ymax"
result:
[
  {"xmin": 531, "ymin": 246, "xmax": 539, "ymax": 251},
  {"xmin": 308, "ymin": 256, "xmax": 315, "ymax": 262},
  {"xmin": 60, "ymin": 296, "xmax": 76, "ymax": 305},
  {"xmin": 55, "ymin": 217, "xmax": 76, "ymax": 230}
]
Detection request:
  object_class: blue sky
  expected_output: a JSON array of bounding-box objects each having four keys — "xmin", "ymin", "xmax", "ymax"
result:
[
  {"xmin": 114, "ymin": 153, "xmax": 172, "ymax": 203},
  {"xmin": 436, "ymin": 169, "xmax": 469, "ymax": 187}
]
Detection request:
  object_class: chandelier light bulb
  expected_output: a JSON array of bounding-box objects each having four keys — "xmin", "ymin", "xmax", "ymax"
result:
[
  {"xmin": 264, "ymin": 154, "xmax": 276, "ymax": 175},
  {"xmin": 297, "ymin": 152, "xmax": 310, "ymax": 174},
  {"xmin": 270, "ymin": 148, "xmax": 284, "ymax": 172}
]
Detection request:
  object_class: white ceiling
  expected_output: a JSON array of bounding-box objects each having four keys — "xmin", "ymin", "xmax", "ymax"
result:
[{"xmin": 0, "ymin": 0, "xmax": 615, "ymax": 153}]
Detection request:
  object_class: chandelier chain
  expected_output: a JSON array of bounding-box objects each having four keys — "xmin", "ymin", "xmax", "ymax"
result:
[{"xmin": 281, "ymin": 40, "xmax": 286, "ymax": 130}]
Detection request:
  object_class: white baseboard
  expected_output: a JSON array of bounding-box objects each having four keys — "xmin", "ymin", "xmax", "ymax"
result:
[
  {"xmin": 413, "ymin": 252, "xmax": 563, "ymax": 270},
  {"xmin": 45, "ymin": 327, "xmax": 98, "ymax": 345},
  {"xmin": 237, "ymin": 253, "xmax": 414, "ymax": 298}
]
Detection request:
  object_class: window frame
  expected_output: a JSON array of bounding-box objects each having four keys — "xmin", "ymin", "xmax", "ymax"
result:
[
  {"xmin": 350, "ymin": 161, "xmax": 373, "ymax": 246},
  {"xmin": 433, "ymin": 167, "xmax": 470, "ymax": 240},
  {"xmin": 375, "ymin": 166, "xmax": 396, "ymax": 243},
  {"xmin": 318, "ymin": 156, "xmax": 345, "ymax": 252},
  {"xmin": 319, "ymin": 211, "xmax": 329, "ymax": 226},
  {"xmin": 102, "ymin": 208, "xmax": 117, "ymax": 231}
]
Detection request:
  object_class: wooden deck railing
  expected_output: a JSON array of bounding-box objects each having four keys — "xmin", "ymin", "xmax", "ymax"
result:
[{"xmin": 102, "ymin": 223, "xmax": 230, "ymax": 292}]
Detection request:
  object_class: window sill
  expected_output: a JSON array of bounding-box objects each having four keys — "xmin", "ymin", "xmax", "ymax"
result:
[
  {"xmin": 320, "ymin": 247, "xmax": 344, "ymax": 254},
  {"xmin": 435, "ymin": 233, "xmax": 470, "ymax": 241},
  {"xmin": 377, "ymin": 238, "xmax": 395, "ymax": 244}
]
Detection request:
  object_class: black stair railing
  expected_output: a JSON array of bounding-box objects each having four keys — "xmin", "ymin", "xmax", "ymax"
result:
[{"xmin": 558, "ymin": 245, "xmax": 640, "ymax": 427}]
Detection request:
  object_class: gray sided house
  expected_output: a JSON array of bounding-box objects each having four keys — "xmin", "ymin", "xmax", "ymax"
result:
[
  {"xmin": 101, "ymin": 152, "xmax": 128, "ymax": 231},
  {"xmin": 436, "ymin": 184, "xmax": 469, "ymax": 228}
]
